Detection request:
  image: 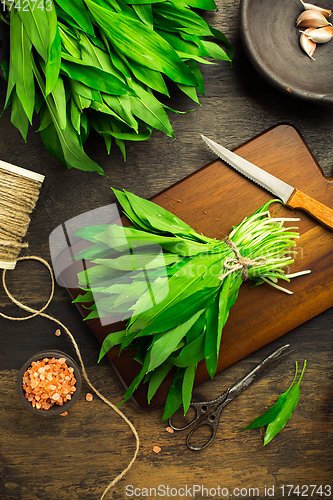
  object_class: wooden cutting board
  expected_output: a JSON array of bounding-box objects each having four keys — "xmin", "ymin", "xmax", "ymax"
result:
[{"xmin": 59, "ymin": 123, "xmax": 333, "ymax": 410}]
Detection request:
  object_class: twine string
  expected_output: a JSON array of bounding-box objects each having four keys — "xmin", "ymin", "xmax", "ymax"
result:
[
  {"xmin": 0, "ymin": 166, "xmax": 42, "ymax": 265},
  {"xmin": 219, "ymin": 239, "xmax": 267, "ymax": 281},
  {"xmin": 0, "ymin": 256, "xmax": 139, "ymax": 500}
]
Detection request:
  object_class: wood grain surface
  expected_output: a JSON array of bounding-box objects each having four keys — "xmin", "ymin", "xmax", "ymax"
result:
[{"xmin": 0, "ymin": 0, "xmax": 332, "ymax": 498}]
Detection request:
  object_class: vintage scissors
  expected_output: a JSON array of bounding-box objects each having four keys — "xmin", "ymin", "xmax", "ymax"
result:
[{"xmin": 168, "ymin": 344, "xmax": 290, "ymax": 451}]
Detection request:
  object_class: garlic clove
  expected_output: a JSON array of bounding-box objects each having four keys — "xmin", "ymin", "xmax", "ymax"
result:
[
  {"xmin": 300, "ymin": 32, "xmax": 316, "ymax": 58},
  {"xmin": 300, "ymin": 25, "xmax": 333, "ymax": 42},
  {"xmin": 300, "ymin": 0, "xmax": 331, "ymax": 18},
  {"xmin": 296, "ymin": 9, "xmax": 331, "ymax": 27}
]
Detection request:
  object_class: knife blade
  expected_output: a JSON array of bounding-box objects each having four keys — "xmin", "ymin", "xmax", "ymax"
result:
[{"xmin": 201, "ymin": 135, "xmax": 333, "ymax": 230}]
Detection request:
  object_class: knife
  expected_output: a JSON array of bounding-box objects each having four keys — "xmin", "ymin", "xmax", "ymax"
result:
[{"xmin": 201, "ymin": 135, "xmax": 333, "ymax": 231}]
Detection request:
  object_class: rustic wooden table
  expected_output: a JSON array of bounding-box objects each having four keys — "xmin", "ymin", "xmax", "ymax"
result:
[{"xmin": 0, "ymin": 1, "xmax": 332, "ymax": 499}]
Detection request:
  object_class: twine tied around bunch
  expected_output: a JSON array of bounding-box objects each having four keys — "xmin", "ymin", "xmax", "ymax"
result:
[{"xmin": 219, "ymin": 239, "xmax": 267, "ymax": 281}]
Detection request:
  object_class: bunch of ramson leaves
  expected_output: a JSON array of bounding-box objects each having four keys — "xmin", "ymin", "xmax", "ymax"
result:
[
  {"xmin": 0, "ymin": 0, "xmax": 233, "ymax": 175},
  {"xmin": 73, "ymin": 189, "xmax": 310, "ymax": 419}
]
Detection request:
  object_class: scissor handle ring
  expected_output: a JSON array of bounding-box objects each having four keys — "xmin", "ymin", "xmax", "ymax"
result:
[
  {"xmin": 186, "ymin": 420, "xmax": 216, "ymax": 451},
  {"xmin": 168, "ymin": 407, "xmax": 201, "ymax": 431}
]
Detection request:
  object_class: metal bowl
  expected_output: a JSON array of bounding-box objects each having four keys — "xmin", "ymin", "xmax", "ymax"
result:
[
  {"xmin": 17, "ymin": 350, "xmax": 82, "ymax": 417},
  {"xmin": 239, "ymin": 0, "xmax": 333, "ymax": 105}
]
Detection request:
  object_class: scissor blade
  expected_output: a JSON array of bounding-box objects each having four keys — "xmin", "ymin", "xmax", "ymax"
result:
[
  {"xmin": 201, "ymin": 135, "xmax": 294, "ymax": 204},
  {"xmin": 227, "ymin": 345, "xmax": 290, "ymax": 401}
]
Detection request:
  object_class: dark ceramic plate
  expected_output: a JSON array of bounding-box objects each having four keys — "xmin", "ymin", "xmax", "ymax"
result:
[{"xmin": 239, "ymin": 0, "xmax": 333, "ymax": 105}]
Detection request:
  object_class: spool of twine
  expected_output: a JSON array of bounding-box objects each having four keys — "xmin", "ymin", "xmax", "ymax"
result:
[{"xmin": 0, "ymin": 159, "xmax": 44, "ymax": 270}]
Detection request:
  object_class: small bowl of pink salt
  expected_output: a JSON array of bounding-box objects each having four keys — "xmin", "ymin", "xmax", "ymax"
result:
[{"xmin": 17, "ymin": 351, "xmax": 82, "ymax": 416}]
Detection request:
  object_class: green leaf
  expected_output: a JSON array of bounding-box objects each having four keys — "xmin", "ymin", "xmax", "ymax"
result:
[
  {"xmin": 33, "ymin": 60, "xmax": 105, "ymax": 175},
  {"xmin": 147, "ymin": 309, "xmax": 204, "ymax": 372},
  {"xmin": 102, "ymin": 33, "xmax": 133, "ymax": 80},
  {"xmin": 93, "ymin": 224, "xmax": 209, "ymax": 256},
  {"xmin": 40, "ymin": 118, "xmax": 66, "ymax": 164},
  {"xmin": 171, "ymin": 329, "xmax": 205, "ymax": 367},
  {"xmin": 37, "ymin": 102, "xmax": 53, "ymax": 132},
  {"xmin": 124, "ymin": 0, "xmax": 166, "ymax": 4},
  {"xmin": 55, "ymin": 0, "xmax": 95, "ymax": 35},
  {"xmin": 98, "ymin": 330, "xmax": 127, "ymax": 362},
  {"xmin": 147, "ymin": 359, "xmax": 174, "ymax": 403},
  {"xmin": 161, "ymin": 367, "xmax": 185, "ymax": 421},
  {"xmin": 93, "ymin": 250, "xmax": 180, "ymax": 271},
  {"xmin": 113, "ymin": 280, "xmax": 155, "ymax": 308},
  {"xmin": 103, "ymin": 94, "xmax": 138, "ymax": 132},
  {"xmin": 77, "ymin": 31, "xmax": 124, "ymax": 80},
  {"xmin": 264, "ymin": 361, "xmax": 307, "ymax": 445},
  {"xmin": 185, "ymin": 0, "xmax": 217, "ymax": 9},
  {"xmin": 210, "ymin": 27, "xmax": 234, "ymax": 61},
  {"xmin": 10, "ymin": 89, "xmax": 29, "ymax": 141},
  {"xmin": 74, "ymin": 224, "xmax": 110, "ymax": 242},
  {"xmin": 182, "ymin": 362, "xmax": 197, "ymax": 414},
  {"xmin": 58, "ymin": 24, "xmax": 81, "ymax": 59},
  {"xmin": 139, "ymin": 288, "xmax": 214, "ymax": 337},
  {"xmin": 60, "ymin": 57, "xmax": 134, "ymax": 96},
  {"xmin": 101, "ymin": 127, "xmax": 152, "ymax": 142},
  {"xmin": 201, "ymin": 40, "xmax": 230, "ymax": 62},
  {"xmin": 186, "ymin": 59, "xmax": 204, "ymax": 96},
  {"xmin": 216, "ymin": 273, "xmax": 232, "ymax": 352},
  {"xmin": 153, "ymin": 3, "xmax": 212, "ymax": 37},
  {"xmin": 204, "ymin": 297, "xmax": 219, "ymax": 378},
  {"xmin": 70, "ymin": 96, "xmax": 81, "ymax": 133},
  {"xmin": 129, "ymin": 252, "xmax": 223, "ymax": 333},
  {"xmin": 51, "ymin": 75, "xmax": 67, "ymax": 130},
  {"xmin": 129, "ymin": 81, "xmax": 174, "ymax": 137},
  {"xmin": 177, "ymin": 83, "xmax": 200, "ymax": 104},
  {"xmin": 73, "ymin": 290, "xmax": 94, "ymax": 303},
  {"xmin": 45, "ymin": 7, "xmax": 61, "ymax": 95},
  {"xmin": 67, "ymin": 78, "xmax": 94, "ymax": 101},
  {"xmin": 129, "ymin": 61, "xmax": 169, "ymax": 96},
  {"xmin": 10, "ymin": 10, "xmax": 35, "ymax": 124},
  {"xmin": 18, "ymin": 1, "xmax": 49, "ymax": 62},
  {"xmin": 1, "ymin": 60, "xmax": 9, "ymax": 82},
  {"xmin": 113, "ymin": 188, "xmax": 194, "ymax": 238},
  {"xmin": 131, "ymin": 3, "xmax": 153, "ymax": 26},
  {"xmin": 240, "ymin": 361, "xmax": 307, "ymax": 446},
  {"xmin": 176, "ymin": 51, "xmax": 217, "ymax": 65},
  {"xmin": 121, "ymin": 350, "xmax": 151, "ymax": 403},
  {"xmin": 90, "ymin": 99, "xmax": 130, "ymax": 126},
  {"xmin": 85, "ymin": 0, "xmax": 197, "ymax": 86},
  {"xmin": 3, "ymin": 59, "xmax": 15, "ymax": 113},
  {"xmin": 156, "ymin": 29, "xmax": 205, "ymax": 56},
  {"xmin": 127, "ymin": 276, "xmax": 169, "ymax": 324}
]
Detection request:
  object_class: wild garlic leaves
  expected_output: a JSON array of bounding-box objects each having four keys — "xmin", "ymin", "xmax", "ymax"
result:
[
  {"xmin": 2, "ymin": 0, "xmax": 233, "ymax": 174},
  {"xmin": 74, "ymin": 191, "xmax": 310, "ymax": 418},
  {"xmin": 241, "ymin": 360, "xmax": 307, "ymax": 445}
]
